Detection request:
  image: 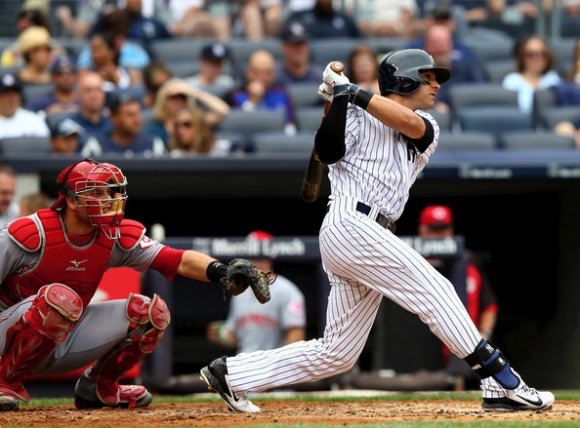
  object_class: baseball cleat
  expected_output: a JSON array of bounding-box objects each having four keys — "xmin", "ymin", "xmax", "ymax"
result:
[
  {"xmin": 0, "ymin": 393, "xmax": 19, "ymax": 411},
  {"xmin": 74, "ymin": 368, "xmax": 153, "ymax": 409},
  {"xmin": 483, "ymin": 384, "xmax": 555, "ymax": 411},
  {"xmin": 0, "ymin": 379, "xmax": 31, "ymax": 411},
  {"xmin": 200, "ymin": 356, "xmax": 261, "ymax": 413}
]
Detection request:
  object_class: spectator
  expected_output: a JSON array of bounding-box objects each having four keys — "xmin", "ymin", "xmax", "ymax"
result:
[
  {"xmin": 0, "ymin": 73, "xmax": 50, "ymax": 139},
  {"xmin": 84, "ymin": 93, "xmax": 165, "ymax": 157},
  {"xmin": 346, "ymin": 44, "xmax": 380, "ymax": 94},
  {"xmin": 143, "ymin": 60, "xmax": 173, "ymax": 110},
  {"xmin": 48, "ymin": 116, "xmax": 85, "ymax": 154},
  {"xmin": 27, "ymin": 56, "xmax": 79, "ymax": 115},
  {"xmin": 502, "ymin": 35, "xmax": 561, "ymax": 114},
  {"xmin": 90, "ymin": 0, "xmax": 172, "ymax": 54},
  {"xmin": 231, "ymin": 50, "xmax": 296, "ymax": 134},
  {"xmin": 423, "ymin": 24, "xmax": 486, "ymax": 111},
  {"xmin": 274, "ymin": 21, "xmax": 323, "ymax": 86},
  {"xmin": 207, "ymin": 230, "xmax": 306, "ymax": 354},
  {"xmin": 215, "ymin": 0, "xmax": 283, "ymax": 40},
  {"xmin": 418, "ymin": 205, "xmax": 498, "ymax": 390},
  {"xmin": 147, "ymin": 78, "xmax": 230, "ymax": 145},
  {"xmin": 17, "ymin": 26, "xmax": 53, "ymax": 85},
  {"xmin": 1, "ymin": 9, "xmax": 66, "ymax": 68},
  {"xmin": 18, "ymin": 191, "xmax": 50, "ymax": 217},
  {"xmin": 168, "ymin": 106, "xmax": 236, "ymax": 157},
  {"xmin": 566, "ymin": 37, "xmax": 580, "ymax": 84},
  {"xmin": 353, "ymin": 0, "xmax": 419, "ymax": 38},
  {"xmin": 55, "ymin": 0, "xmax": 117, "ymax": 40},
  {"xmin": 171, "ymin": 0, "xmax": 224, "ymax": 38},
  {"xmin": 407, "ymin": 5, "xmax": 478, "ymax": 64},
  {"xmin": 76, "ymin": 10, "xmax": 150, "ymax": 72},
  {"xmin": 69, "ymin": 71, "xmax": 113, "ymax": 150},
  {"xmin": 0, "ymin": 165, "xmax": 20, "ymax": 225},
  {"xmin": 183, "ymin": 42, "xmax": 235, "ymax": 98},
  {"xmin": 81, "ymin": 32, "xmax": 143, "ymax": 93},
  {"xmin": 285, "ymin": 0, "xmax": 362, "ymax": 39}
]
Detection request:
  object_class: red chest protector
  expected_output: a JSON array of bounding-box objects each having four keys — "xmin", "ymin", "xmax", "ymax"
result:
[{"xmin": 2, "ymin": 209, "xmax": 145, "ymax": 307}]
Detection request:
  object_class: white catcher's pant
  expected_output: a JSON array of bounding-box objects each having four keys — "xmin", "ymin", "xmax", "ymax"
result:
[{"xmin": 227, "ymin": 198, "xmax": 482, "ymax": 394}]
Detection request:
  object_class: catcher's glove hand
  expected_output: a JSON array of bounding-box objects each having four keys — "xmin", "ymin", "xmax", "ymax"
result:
[{"xmin": 221, "ymin": 258, "xmax": 276, "ymax": 304}]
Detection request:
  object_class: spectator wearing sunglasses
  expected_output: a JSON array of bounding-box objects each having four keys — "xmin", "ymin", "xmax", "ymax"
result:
[{"xmin": 502, "ymin": 35, "xmax": 561, "ymax": 113}]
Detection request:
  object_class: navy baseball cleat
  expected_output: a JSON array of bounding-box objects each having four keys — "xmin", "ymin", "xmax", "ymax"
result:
[
  {"xmin": 482, "ymin": 383, "xmax": 555, "ymax": 411},
  {"xmin": 200, "ymin": 356, "xmax": 261, "ymax": 413}
]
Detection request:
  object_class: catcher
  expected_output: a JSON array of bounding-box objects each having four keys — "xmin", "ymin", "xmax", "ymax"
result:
[{"xmin": 0, "ymin": 159, "xmax": 271, "ymax": 411}]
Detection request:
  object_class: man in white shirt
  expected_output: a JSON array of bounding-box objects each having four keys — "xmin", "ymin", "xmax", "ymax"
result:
[
  {"xmin": 0, "ymin": 73, "xmax": 50, "ymax": 139},
  {"xmin": 0, "ymin": 164, "xmax": 19, "ymax": 226}
]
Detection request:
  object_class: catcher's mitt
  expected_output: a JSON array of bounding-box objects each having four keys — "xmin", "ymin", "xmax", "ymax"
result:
[{"xmin": 221, "ymin": 258, "xmax": 276, "ymax": 304}]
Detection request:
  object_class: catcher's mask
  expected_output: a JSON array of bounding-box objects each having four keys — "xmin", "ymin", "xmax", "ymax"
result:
[
  {"xmin": 51, "ymin": 159, "xmax": 128, "ymax": 239},
  {"xmin": 378, "ymin": 49, "xmax": 450, "ymax": 96}
]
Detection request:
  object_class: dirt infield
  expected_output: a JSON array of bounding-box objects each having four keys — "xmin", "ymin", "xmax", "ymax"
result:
[{"xmin": 3, "ymin": 399, "xmax": 579, "ymax": 427}]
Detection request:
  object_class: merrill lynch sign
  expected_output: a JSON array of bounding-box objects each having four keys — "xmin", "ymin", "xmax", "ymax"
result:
[{"xmin": 191, "ymin": 238, "xmax": 307, "ymax": 258}]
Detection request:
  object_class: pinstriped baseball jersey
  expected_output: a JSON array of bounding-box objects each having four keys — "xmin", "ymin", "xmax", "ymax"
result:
[{"xmin": 224, "ymin": 101, "xmax": 482, "ymax": 396}]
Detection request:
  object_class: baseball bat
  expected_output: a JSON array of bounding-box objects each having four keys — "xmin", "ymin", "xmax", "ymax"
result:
[{"xmin": 301, "ymin": 61, "xmax": 344, "ymax": 203}]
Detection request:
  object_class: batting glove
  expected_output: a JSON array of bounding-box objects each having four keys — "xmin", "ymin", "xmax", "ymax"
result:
[
  {"xmin": 318, "ymin": 82, "xmax": 334, "ymax": 102},
  {"xmin": 322, "ymin": 63, "xmax": 350, "ymax": 89}
]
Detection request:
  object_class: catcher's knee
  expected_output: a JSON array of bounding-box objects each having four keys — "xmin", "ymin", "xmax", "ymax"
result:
[
  {"xmin": 125, "ymin": 293, "xmax": 170, "ymax": 353},
  {"xmin": 25, "ymin": 283, "xmax": 83, "ymax": 343}
]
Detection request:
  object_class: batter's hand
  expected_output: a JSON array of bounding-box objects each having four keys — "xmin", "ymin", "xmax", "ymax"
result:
[
  {"xmin": 318, "ymin": 82, "xmax": 334, "ymax": 102},
  {"xmin": 322, "ymin": 62, "xmax": 350, "ymax": 89}
]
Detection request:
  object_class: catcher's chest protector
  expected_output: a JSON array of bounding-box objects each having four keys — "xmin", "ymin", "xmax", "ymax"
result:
[{"xmin": 3, "ymin": 209, "xmax": 114, "ymax": 307}]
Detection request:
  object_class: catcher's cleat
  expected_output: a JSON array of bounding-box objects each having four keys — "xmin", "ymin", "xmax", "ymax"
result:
[
  {"xmin": 482, "ymin": 382, "xmax": 554, "ymax": 411},
  {"xmin": 200, "ymin": 356, "xmax": 261, "ymax": 413},
  {"xmin": 0, "ymin": 379, "xmax": 30, "ymax": 411},
  {"xmin": 74, "ymin": 368, "xmax": 153, "ymax": 409}
]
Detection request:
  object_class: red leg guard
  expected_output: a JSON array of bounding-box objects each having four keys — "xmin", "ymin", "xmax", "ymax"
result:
[
  {"xmin": 0, "ymin": 284, "xmax": 83, "ymax": 402},
  {"xmin": 80, "ymin": 293, "xmax": 169, "ymax": 407}
]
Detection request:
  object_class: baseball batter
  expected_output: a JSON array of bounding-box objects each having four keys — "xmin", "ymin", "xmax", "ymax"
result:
[
  {"xmin": 200, "ymin": 49, "xmax": 554, "ymax": 413},
  {"xmin": 0, "ymin": 159, "xmax": 269, "ymax": 412}
]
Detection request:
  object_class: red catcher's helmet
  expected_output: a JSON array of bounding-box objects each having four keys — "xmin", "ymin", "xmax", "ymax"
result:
[{"xmin": 51, "ymin": 159, "xmax": 128, "ymax": 239}]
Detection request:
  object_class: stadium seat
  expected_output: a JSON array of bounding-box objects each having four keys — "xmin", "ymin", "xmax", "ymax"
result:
[
  {"xmin": 549, "ymin": 37, "xmax": 576, "ymax": 77},
  {"xmin": 457, "ymin": 106, "xmax": 533, "ymax": 136},
  {"xmin": 22, "ymin": 82, "xmax": 54, "ymax": 105},
  {"xmin": 296, "ymin": 107, "xmax": 324, "ymax": 132},
  {"xmin": 287, "ymin": 83, "xmax": 324, "ymax": 108},
  {"xmin": 438, "ymin": 131, "xmax": 496, "ymax": 150},
  {"xmin": 462, "ymin": 38, "xmax": 513, "ymax": 65},
  {"xmin": 149, "ymin": 38, "xmax": 208, "ymax": 65},
  {"xmin": 483, "ymin": 59, "xmax": 515, "ymax": 83},
  {"xmin": 448, "ymin": 83, "xmax": 518, "ymax": 111},
  {"xmin": 0, "ymin": 136, "xmax": 51, "ymax": 155},
  {"xmin": 367, "ymin": 37, "xmax": 408, "ymax": 58},
  {"xmin": 217, "ymin": 109, "xmax": 286, "ymax": 150},
  {"xmin": 310, "ymin": 38, "xmax": 366, "ymax": 68},
  {"xmin": 226, "ymin": 37, "xmax": 282, "ymax": 75},
  {"xmin": 501, "ymin": 130, "xmax": 576, "ymax": 150},
  {"xmin": 253, "ymin": 131, "xmax": 314, "ymax": 154},
  {"xmin": 539, "ymin": 107, "xmax": 580, "ymax": 129},
  {"xmin": 165, "ymin": 62, "xmax": 200, "ymax": 79},
  {"xmin": 426, "ymin": 109, "xmax": 452, "ymax": 131}
]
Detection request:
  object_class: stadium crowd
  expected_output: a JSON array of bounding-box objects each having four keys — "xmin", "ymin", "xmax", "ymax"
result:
[{"xmin": 0, "ymin": 0, "xmax": 579, "ymax": 157}]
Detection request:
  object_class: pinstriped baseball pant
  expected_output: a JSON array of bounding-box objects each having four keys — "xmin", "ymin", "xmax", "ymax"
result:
[{"xmin": 227, "ymin": 198, "xmax": 482, "ymax": 394}]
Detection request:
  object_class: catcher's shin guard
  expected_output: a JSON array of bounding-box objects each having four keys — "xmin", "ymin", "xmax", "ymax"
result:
[
  {"xmin": 0, "ymin": 284, "xmax": 83, "ymax": 410},
  {"xmin": 74, "ymin": 293, "xmax": 170, "ymax": 409},
  {"xmin": 463, "ymin": 339, "xmax": 520, "ymax": 389}
]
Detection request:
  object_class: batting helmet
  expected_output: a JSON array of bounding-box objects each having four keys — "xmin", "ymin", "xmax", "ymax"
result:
[
  {"xmin": 52, "ymin": 159, "xmax": 128, "ymax": 238},
  {"xmin": 378, "ymin": 49, "xmax": 450, "ymax": 95}
]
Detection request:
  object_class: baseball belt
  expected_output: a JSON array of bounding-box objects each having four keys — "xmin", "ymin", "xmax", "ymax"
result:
[{"xmin": 326, "ymin": 202, "xmax": 396, "ymax": 233}]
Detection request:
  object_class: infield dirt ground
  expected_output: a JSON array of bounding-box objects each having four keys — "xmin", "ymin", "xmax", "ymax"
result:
[{"xmin": 2, "ymin": 398, "xmax": 579, "ymax": 427}]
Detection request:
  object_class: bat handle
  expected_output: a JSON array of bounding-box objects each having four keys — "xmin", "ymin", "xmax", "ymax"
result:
[{"xmin": 329, "ymin": 61, "xmax": 344, "ymax": 74}]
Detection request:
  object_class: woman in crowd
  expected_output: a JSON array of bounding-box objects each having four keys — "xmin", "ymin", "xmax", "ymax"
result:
[
  {"xmin": 346, "ymin": 44, "xmax": 380, "ymax": 94},
  {"xmin": 17, "ymin": 26, "xmax": 53, "ymax": 84},
  {"xmin": 502, "ymin": 35, "xmax": 561, "ymax": 113}
]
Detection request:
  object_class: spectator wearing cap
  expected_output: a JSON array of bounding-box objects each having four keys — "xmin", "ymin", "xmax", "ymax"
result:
[
  {"xmin": 48, "ymin": 116, "xmax": 84, "ymax": 154},
  {"xmin": 83, "ymin": 93, "xmax": 165, "ymax": 158},
  {"xmin": 0, "ymin": 73, "xmax": 50, "ymax": 140},
  {"xmin": 17, "ymin": 26, "xmax": 53, "ymax": 84},
  {"xmin": 27, "ymin": 56, "xmax": 79, "ymax": 115},
  {"xmin": 206, "ymin": 230, "xmax": 306, "ymax": 354},
  {"xmin": 417, "ymin": 205, "xmax": 498, "ymax": 390},
  {"xmin": 183, "ymin": 42, "xmax": 235, "ymax": 98},
  {"xmin": 146, "ymin": 77, "xmax": 230, "ymax": 145},
  {"xmin": 275, "ymin": 21, "xmax": 323, "ymax": 86}
]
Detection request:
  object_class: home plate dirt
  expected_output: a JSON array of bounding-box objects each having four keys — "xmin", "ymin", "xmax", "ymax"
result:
[{"xmin": 2, "ymin": 400, "xmax": 579, "ymax": 427}]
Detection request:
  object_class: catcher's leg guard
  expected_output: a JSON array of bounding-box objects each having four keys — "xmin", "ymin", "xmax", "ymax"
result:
[
  {"xmin": 74, "ymin": 293, "xmax": 170, "ymax": 409},
  {"xmin": 0, "ymin": 284, "xmax": 83, "ymax": 411}
]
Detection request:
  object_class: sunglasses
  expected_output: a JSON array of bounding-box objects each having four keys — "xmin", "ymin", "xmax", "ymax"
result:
[
  {"xmin": 524, "ymin": 50, "xmax": 547, "ymax": 58},
  {"xmin": 168, "ymin": 93, "xmax": 187, "ymax": 100},
  {"xmin": 175, "ymin": 121, "xmax": 193, "ymax": 128}
]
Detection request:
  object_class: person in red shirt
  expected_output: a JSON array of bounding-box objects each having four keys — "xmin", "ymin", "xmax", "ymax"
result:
[
  {"xmin": 418, "ymin": 205, "xmax": 498, "ymax": 390},
  {"xmin": 0, "ymin": 159, "xmax": 263, "ymax": 411}
]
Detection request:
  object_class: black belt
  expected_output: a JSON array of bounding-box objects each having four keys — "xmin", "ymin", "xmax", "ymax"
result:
[{"xmin": 327, "ymin": 202, "xmax": 396, "ymax": 233}]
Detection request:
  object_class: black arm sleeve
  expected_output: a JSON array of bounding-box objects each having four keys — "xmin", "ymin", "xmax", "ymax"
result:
[
  {"xmin": 314, "ymin": 95, "xmax": 348, "ymax": 165},
  {"xmin": 401, "ymin": 116, "xmax": 435, "ymax": 153}
]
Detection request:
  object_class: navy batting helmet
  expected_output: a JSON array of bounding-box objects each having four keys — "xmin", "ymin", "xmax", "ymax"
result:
[{"xmin": 378, "ymin": 49, "xmax": 450, "ymax": 96}]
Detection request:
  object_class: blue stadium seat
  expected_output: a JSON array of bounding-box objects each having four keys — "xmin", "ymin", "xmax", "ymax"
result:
[
  {"xmin": 296, "ymin": 107, "xmax": 324, "ymax": 132},
  {"xmin": 448, "ymin": 83, "xmax": 518, "ymax": 111},
  {"xmin": 287, "ymin": 83, "xmax": 324, "ymax": 108},
  {"xmin": 457, "ymin": 106, "xmax": 533, "ymax": 136},
  {"xmin": 217, "ymin": 109, "xmax": 286, "ymax": 150},
  {"xmin": 226, "ymin": 38, "xmax": 282, "ymax": 76},
  {"xmin": 149, "ymin": 38, "xmax": 208, "ymax": 66},
  {"xmin": 501, "ymin": 130, "xmax": 576, "ymax": 150},
  {"xmin": 310, "ymin": 38, "xmax": 367, "ymax": 69},
  {"xmin": 438, "ymin": 131, "xmax": 496, "ymax": 150},
  {"xmin": 253, "ymin": 131, "xmax": 314, "ymax": 154},
  {"xmin": 0, "ymin": 136, "xmax": 51, "ymax": 156}
]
